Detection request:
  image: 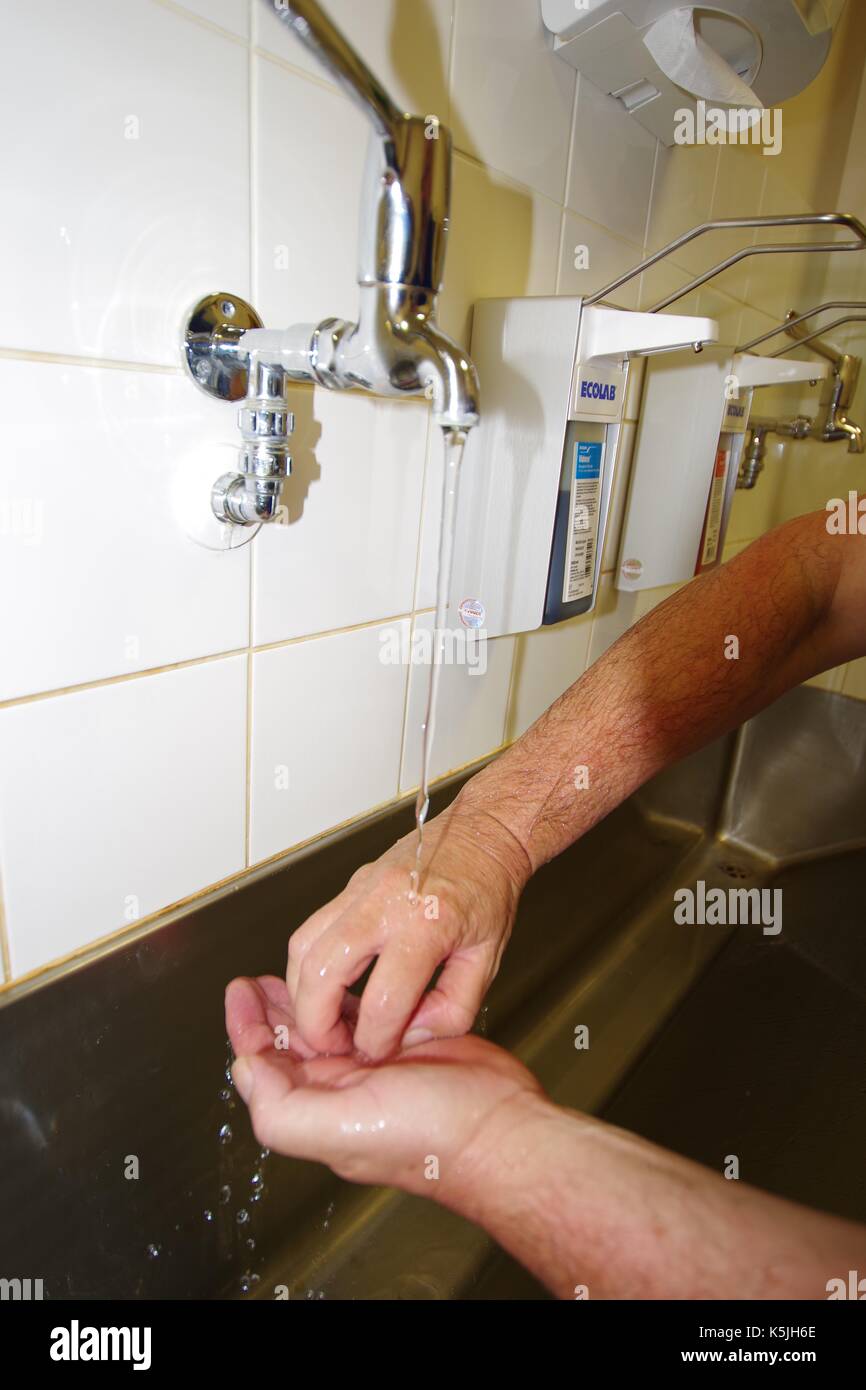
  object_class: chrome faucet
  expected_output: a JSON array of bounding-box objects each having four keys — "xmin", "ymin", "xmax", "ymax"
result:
[
  {"xmin": 738, "ymin": 307, "xmax": 865, "ymax": 487},
  {"xmin": 779, "ymin": 312, "xmax": 864, "ymax": 454},
  {"xmin": 183, "ymin": 0, "xmax": 479, "ymax": 526}
]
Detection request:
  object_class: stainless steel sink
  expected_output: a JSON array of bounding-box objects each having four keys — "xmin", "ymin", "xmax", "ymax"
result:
[{"xmin": 0, "ymin": 685, "xmax": 864, "ymax": 1300}]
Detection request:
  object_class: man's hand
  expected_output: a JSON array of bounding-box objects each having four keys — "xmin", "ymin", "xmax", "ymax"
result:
[
  {"xmin": 225, "ymin": 974, "xmax": 542, "ymax": 1196},
  {"xmin": 284, "ymin": 799, "xmax": 531, "ymax": 1061}
]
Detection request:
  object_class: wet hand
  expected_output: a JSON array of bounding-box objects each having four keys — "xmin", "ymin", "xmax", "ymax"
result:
[
  {"xmin": 284, "ymin": 801, "xmax": 530, "ymax": 1061},
  {"xmin": 225, "ymin": 974, "xmax": 541, "ymax": 1196}
]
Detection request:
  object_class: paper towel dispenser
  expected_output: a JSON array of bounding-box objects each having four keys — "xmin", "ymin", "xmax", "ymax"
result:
[{"xmin": 541, "ymin": 1, "xmax": 841, "ymax": 144}]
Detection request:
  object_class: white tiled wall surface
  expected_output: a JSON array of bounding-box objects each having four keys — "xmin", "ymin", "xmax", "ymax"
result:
[{"xmin": 2, "ymin": 0, "xmax": 865, "ymax": 983}]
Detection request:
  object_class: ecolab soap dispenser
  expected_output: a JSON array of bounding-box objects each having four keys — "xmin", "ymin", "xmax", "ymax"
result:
[
  {"xmin": 446, "ymin": 298, "xmax": 717, "ymax": 640},
  {"xmin": 616, "ymin": 348, "xmax": 831, "ymax": 592}
]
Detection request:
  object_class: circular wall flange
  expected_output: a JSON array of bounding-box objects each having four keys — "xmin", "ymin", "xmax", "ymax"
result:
[{"xmin": 182, "ymin": 292, "xmax": 264, "ymax": 402}]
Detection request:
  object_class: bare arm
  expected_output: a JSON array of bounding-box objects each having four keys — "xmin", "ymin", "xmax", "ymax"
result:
[
  {"xmin": 448, "ymin": 1089, "xmax": 866, "ymax": 1300},
  {"xmin": 458, "ymin": 508, "xmax": 866, "ymax": 876},
  {"xmin": 288, "ymin": 509, "xmax": 866, "ymax": 1057},
  {"xmin": 227, "ymin": 979, "xmax": 866, "ymax": 1300}
]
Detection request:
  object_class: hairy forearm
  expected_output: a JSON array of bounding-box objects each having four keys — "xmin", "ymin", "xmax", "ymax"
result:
[
  {"xmin": 457, "ymin": 511, "xmax": 862, "ymax": 876},
  {"xmin": 445, "ymin": 1094, "xmax": 866, "ymax": 1300}
]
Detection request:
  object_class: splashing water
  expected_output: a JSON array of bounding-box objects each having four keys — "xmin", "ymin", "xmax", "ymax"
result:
[{"xmin": 410, "ymin": 428, "xmax": 468, "ymax": 900}]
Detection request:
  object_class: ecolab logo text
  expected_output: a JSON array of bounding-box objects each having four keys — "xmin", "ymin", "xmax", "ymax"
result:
[{"xmin": 580, "ymin": 380, "xmax": 617, "ymax": 402}]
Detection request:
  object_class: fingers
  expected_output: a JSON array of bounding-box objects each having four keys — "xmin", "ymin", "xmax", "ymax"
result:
[
  {"xmin": 226, "ymin": 975, "xmax": 320, "ymax": 1060},
  {"xmin": 225, "ymin": 977, "xmax": 278, "ymax": 1057},
  {"xmin": 400, "ymin": 947, "xmax": 493, "ymax": 1047},
  {"xmin": 352, "ymin": 935, "xmax": 444, "ymax": 1061},
  {"xmin": 232, "ymin": 1052, "xmax": 365, "ymax": 1166},
  {"xmin": 292, "ymin": 918, "xmax": 382, "ymax": 1054},
  {"xmin": 285, "ymin": 901, "xmax": 343, "ymax": 1000}
]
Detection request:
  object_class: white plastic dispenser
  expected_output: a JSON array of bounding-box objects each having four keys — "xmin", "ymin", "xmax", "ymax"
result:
[
  {"xmin": 540, "ymin": 1, "xmax": 842, "ymax": 145},
  {"xmin": 616, "ymin": 349, "xmax": 831, "ymax": 592},
  {"xmin": 446, "ymin": 298, "xmax": 717, "ymax": 641}
]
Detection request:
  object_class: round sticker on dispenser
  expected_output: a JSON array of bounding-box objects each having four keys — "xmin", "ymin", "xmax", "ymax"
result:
[
  {"xmin": 621, "ymin": 558, "xmax": 643, "ymax": 582},
  {"xmin": 458, "ymin": 598, "xmax": 486, "ymax": 629}
]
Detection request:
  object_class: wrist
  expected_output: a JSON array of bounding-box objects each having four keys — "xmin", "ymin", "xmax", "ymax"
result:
[
  {"xmin": 447, "ymin": 785, "xmax": 534, "ymax": 896},
  {"xmin": 439, "ymin": 1087, "xmax": 560, "ymax": 1220}
]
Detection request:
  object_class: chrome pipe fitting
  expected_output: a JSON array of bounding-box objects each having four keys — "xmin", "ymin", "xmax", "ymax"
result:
[{"xmin": 212, "ymin": 356, "xmax": 293, "ymax": 526}]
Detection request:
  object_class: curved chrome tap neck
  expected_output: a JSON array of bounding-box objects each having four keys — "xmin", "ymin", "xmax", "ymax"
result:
[{"xmin": 270, "ymin": 0, "xmax": 402, "ymax": 140}]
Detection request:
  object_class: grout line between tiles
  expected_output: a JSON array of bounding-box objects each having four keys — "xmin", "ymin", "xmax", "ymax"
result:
[
  {"xmin": 0, "ymin": 347, "xmax": 179, "ymax": 374},
  {"xmin": 0, "ymin": 611, "xmax": 420, "ymax": 712},
  {"xmin": 0, "ymin": 741, "xmax": 512, "ymax": 996},
  {"xmin": 154, "ymin": 0, "xmax": 248, "ymax": 45}
]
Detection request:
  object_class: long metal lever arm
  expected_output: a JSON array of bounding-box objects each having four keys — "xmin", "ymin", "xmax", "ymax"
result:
[
  {"xmin": 585, "ymin": 213, "xmax": 866, "ymax": 313},
  {"xmin": 738, "ymin": 301, "xmax": 866, "ymax": 353},
  {"xmin": 771, "ymin": 315, "xmax": 866, "ymax": 357},
  {"xmin": 269, "ymin": 0, "xmax": 402, "ymax": 139}
]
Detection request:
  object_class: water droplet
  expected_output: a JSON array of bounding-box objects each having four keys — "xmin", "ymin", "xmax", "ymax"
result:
[
  {"xmin": 218, "ymin": 1123, "xmax": 233, "ymax": 1145},
  {"xmin": 146, "ymin": 1244, "xmax": 161, "ymax": 1260},
  {"xmin": 258, "ymin": 1148, "xmax": 270, "ymax": 1161},
  {"xmin": 219, "ymin": 1087, "xmax": 234, "ymax": 1104},
  {"xmin": 251, "ymin": 1170, "xmax": 264, "ymax": 1192},
  {"xmin": 220, "ymin": 1184, "xmax": 232, "ymax": 1205},
  {"xmin": 203, "ymin": 1210, "xmax": 214, "ymax": 1223},
  {"xmin": 246, "ymin": 1237, "xmax": 256, "ymax": 1251},
  {"xmin": 236, "ymin": 1208, "xmax": 249, "ymax": 1225}
]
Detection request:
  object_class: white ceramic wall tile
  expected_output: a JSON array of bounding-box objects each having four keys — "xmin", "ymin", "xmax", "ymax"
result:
[
  {"xmin": 505, "ymin": 615, "xmax": 592, "ymax": 742},
  {"xmin": 438, "ymin": 154, "xmax": 562, "ymax": 349},
  {"xmin": 706, "ymin": 145, "xmax": 766, "ymax": 305},
  {"xmin": 250, "ymin": 623, "xmax": 409, "ymax": 861},
  {"xmin": 253, "ymin": 390, "xmax": 427, "ymax": 646},
  {"xmin": 254, "ymin": 54, "xmax": 367, "ymax": 328},
  {"xmin": 557, "ymin": 211, "xmax": 641, "ymax": 308},
  {"xmin": 255, "ymin": 0, "xmax": 454, "ymax": 122},
  {"xmin": 0, "ymin": 657, "xmax": 247, "ymax": 977},
  {"xmin": 566, "ymin": 75, "xmax": 656, "ymax": 249},
  {"xmin": 172, "ymin": 0, "xmax": 250, "ymax": 39},
  {"xmin": 0, "ymin": 359, "xmax": 250, "ymax": 701},
  {"xmin": 0, "ymin": 0, "xmax": 249, "ymax": 366},
  {"xmin": 645, "ymin": 144, "xmax": 720, "ymax": 276},
  {"xmin": 450, "ymin": 0, "xmax": 575, "ymax": 202},
  {"xmin": 400, "ymin": 614, "xmax": 514, "ymax": 790}
]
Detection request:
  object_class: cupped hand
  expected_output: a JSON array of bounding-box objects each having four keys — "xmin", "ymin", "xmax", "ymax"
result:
[
  {"xmin": 284, "ymin": 801, "xmax": 530, "ymax": 1061},
  {"xmin": 225, "ymin": 974, "xmax": 542, "ymax": 1196}
]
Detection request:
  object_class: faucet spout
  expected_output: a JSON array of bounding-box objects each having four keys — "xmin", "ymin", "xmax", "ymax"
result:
[
  {"xmin": 823, "ymin": 415, "xmax": 865, "ymax": 453},
  {"xmin": 186, "ymin": 3, "xmax": 480, "ymax": 525},
  {"xmin": 251, "ymin": 1, "xmax": 480, "ymax": 425}
]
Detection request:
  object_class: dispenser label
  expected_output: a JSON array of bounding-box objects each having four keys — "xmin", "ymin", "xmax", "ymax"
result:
[
  {"xmin": 722, "ymin": 394, "xmax": 751, "ymax": 434},
  {"xmin": 572, "ymin": 365, "xmax": 626, "ymax": 423},
  {"xmin": 563, "ymin": 441, "xmax": 603, "ymax": 604},
  {"xmin": 699, "ymin": 446, "xmax": 731, "ymax": 568}
]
